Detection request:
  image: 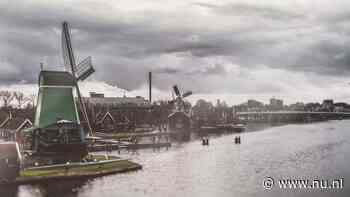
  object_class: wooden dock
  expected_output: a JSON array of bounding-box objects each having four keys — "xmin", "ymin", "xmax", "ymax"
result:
[
  {"xmin": 88, "ymin": 142, "xmax": 171, "ymax": 152},
  {"xmin": 94, "ymin": 131, "xmax": 176, "ymax": 139},
  {"xmin": 198, "ymin": 124, "xmax": 246, "ymax": 133}
]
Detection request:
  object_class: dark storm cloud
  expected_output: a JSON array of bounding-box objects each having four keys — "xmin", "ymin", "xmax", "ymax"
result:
[
  {"xmin": 291, "ymin": 40, "xmax": 350, "ymax": 75},
  {"xmin": 1, "ymin": 0, "xmax": 350, "ymax": 93}
]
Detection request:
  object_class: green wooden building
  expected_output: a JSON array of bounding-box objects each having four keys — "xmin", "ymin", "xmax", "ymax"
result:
[{"xmin": 27, "ymin": 70, "xmax": 87, "ymax": 162}]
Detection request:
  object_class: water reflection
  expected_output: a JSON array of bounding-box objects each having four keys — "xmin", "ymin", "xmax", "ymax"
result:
[
  {"xmin": 16, "ymin": 180, "xmax": 88, "ymax": 197},
  {"xmin": 0, "ymin": 185, "xmax": 18, "ymax": 197}
]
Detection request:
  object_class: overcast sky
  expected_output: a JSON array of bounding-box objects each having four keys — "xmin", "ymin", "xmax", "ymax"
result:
[{"xmin": 1, "ymin": 0, "xmax": 350, "ymax": 105}]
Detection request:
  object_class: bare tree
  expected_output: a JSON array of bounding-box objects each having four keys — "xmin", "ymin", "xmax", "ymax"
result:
[
  {"xmin": 27, "ymin": 94, "xmax": 36, "ymax": 108},
  {"xmin": 0, "ymin": 91, "xmax": 14, "ymax": 108},
  {"xmin": 13, "ymin": 91, "xmax": 26, "ymax": 108}
]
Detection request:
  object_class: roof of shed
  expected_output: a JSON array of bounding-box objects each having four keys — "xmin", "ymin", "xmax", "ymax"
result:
[{"xmin": 39, "ymin": 70, "xmax": 76, "ymax": 86}]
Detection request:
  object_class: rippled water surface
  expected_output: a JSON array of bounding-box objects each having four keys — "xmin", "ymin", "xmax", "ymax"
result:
[{"xmin": 2, "ymin": 120, "xmax": 350, "ymax": 197}]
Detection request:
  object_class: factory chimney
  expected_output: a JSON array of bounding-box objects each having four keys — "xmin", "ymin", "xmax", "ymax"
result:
[{"xmin": 149, "ymin": 71, "xmax": 152, "ymax": 103}]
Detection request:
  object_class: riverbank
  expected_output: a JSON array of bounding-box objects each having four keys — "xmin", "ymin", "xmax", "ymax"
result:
[{"xmin": 2, "ymin": 155, "xmax": 142, "ymax": 186}]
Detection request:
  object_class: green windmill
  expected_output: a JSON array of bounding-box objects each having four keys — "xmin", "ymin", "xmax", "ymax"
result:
[{"xmin": 27, "ymin": 22, "xmax": 95, "ymax": 162}]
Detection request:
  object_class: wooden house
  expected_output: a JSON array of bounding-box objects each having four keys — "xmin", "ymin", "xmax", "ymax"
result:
[
  {"xmin": 94, "ymin": 110, "xmax": 132, "ymax": 133},
  {"xmin": 0, "ymin": 109, "xmax": 34, "ymax": 142}
]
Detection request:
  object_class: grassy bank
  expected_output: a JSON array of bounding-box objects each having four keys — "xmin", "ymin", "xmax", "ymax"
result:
[{"xmin": 13, "ymin": 155, "xmax": 142, "ymax": 185}]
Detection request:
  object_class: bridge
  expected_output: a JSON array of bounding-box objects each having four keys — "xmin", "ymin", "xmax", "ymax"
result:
[{"xmin": 236, "ymin": 111, "xmax": 350, "ymax": 123}]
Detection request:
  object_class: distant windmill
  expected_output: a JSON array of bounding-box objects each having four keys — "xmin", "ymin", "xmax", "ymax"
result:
[
  {"xmin": 61, "ymin": 21, "xmax": 95, "ymax": 135},
  {"xmin": 168, "ymin": 85, "xmax": 192, "ymax": 112},
  {"xmin": 167, "ymin": 85, "xmax": 193, "ymax": 140}
]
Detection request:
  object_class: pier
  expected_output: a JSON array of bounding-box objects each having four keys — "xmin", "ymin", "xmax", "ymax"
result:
[{"xmin": 87, "ymin": 142, "xmax": 171, "ymax": 152}]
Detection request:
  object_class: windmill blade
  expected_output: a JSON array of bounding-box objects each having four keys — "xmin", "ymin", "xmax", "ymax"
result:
[
  {"xmin": 61, "ymin": 21, "xmax": 95, "ymax": 136},
  {"xmin": 182, "ymin": 91, "xmax": 192, "ymax": 98},
  {"xmin": 76, "ymin": 56, "xmax": 95, "ymax": 81},
  {"xmin": 62, "ymin": 21, "xmax": 77, "ymax": 75},
  {"xmin": 78, "ymin": 66, "xmax": 95, "ymax": 81},
  {"xmin": 173, "ymin": 85, "xmax": 181, "ymax": 97},
  {"xmin": 61, "ymin": 32, "xmax": 70, "ymax": 71}
]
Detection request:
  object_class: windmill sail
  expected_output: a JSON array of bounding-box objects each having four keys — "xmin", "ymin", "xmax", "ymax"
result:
[
  {"xmin": 168, "ymin": 84, "xmax": 193, "ymax": 112},
  {"xmin": 61, "ymin": 21, "xmax": 95, "ymax": 136},
  {"xmin": 62, "ymin": 21, "xmax": 77, "ymax": 75},
  {"xmin": 173, "ymin": 85, "xmax": 181, "ymax": 97},
  {"xmin": 76, "ymin": 56, "xmax": 95, "ymax": 81}
]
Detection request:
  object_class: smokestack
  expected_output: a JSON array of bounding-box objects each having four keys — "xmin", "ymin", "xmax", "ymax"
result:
[{"xmin": 149, "ymin": 71, "xmax": 152, "ymax": 103}]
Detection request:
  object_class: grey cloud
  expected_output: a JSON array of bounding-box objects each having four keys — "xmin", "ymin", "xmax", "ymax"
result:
[
  {"xmin": 154, "ymin": 63, "xmax": 227, "ymax": 76},
  {"xmin": 204, "ymin": 64, "xmax": 227, "ymax": 75},
  {"xmin": 192, "ymin": 2, "xmax": 305, "ymax": 20},
  {"xmin": 185, "ymin": 64, "xmax": 228, "ymax": 76},
  {"xmin": 153, "ymin": 67, "xmax": 181, "ymax": 75},
  {"xmin": 1, "ymin": 0, "xmax": 350, "ymax": 95}
]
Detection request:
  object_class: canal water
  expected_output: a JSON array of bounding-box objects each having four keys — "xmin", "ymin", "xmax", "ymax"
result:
[{"xmin": 2, "ymin": 120, "xmax": 350, "ymax": 197}]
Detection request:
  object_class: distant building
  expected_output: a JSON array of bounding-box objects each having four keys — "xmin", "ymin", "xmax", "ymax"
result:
[
  {"xmin": 304, "ymin": 102, "xmax": 321, "ymax": 112},
  {"xmin": 269, "ymin": 98, "xmax": 283, "ymax": 111},
  {"xmin": 234, "ymin": 104, "xmax": 248, "ymax": 112},
  {"xmin": 192, "ymin": 99, "xmax": 214, "ymax": 125},
  {"xmin": 247, "ymin": 99, "xmax": 264, "ymax": 111},
  {"xmin": 334, "ymin": 102, "xmax": 350, "ymax": 112},
  {"xmin": 321, "ymin": 99, "xmax": 334, "ymax": 112},
  {"xmin": 288, "ymin": 102, "xmax": 305, "ymax": 111},
  {"xmin": 83, "ymin": 92, "xmax": 152, "ymax": 128},
  {"xmin": 85, "ymin": 92, "xmax": 151, "ymax": 108}
]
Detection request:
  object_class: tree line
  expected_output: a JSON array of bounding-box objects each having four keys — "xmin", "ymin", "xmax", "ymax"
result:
[{"xmin": 0, "ymin": 90, "xmax": 35, "ymax": 109}]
